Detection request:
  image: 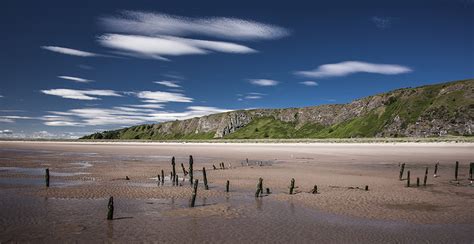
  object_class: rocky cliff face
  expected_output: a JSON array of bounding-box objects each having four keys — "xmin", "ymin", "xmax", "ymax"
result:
[{"xmin": 82, "ymin": 79, "xmax": 474, "ymax": 140}]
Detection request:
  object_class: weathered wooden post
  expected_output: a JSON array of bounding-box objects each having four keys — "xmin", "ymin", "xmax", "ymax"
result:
[
  {"xmin": 157, "ymin": 174, "xmax": 160, "ymax": 186},
  {"xmin": 175, "ymin": 174, "xmax": 179, "ymax": 186},
  {"xmin": 181, "ymin": 163, "xmax": 188, "ymax": 176},
  {"xmin": 45, "ymin": 168, "xmax": 50, "ymax": 187},
  {"xmin": 406, "ymin": 170, "xmax": 411, "ymax": 187},
  {"xmin": 171, "ymin": 156, "xmax": 176, "ymax": 182},
  {"xmin": 311, "ymin": 185, "xmax": 318, "ymax": 194},
  {"xmin": 161, "ymin": 170, "xmax": 164, "ymax": 184},
  {"xmin": 171, "ymin": 172, "xmax": 174, "ymax": 186},
  {"xmin": 125, "ymin": 176, "xmax": 130, "ymax": 180},
  {"xmin": 266, "ymin": 188, "xmax": 271, "ymax": 194},
  {"xmin": 423, "ymin": 167, "xmax": 428, "ymax": 186},
  {"xmin": 190, "ymin": 179, "xmax": 198, "ymax": 207},
  {"xmin": 416, "ymin": 177, "xmax": 420, "ymax": 187},
  {"xmin": 399, "ymin": 163, "xmax": 405, "ymax": 180},
  {"xmin": 255, "ymin": 178, "xmax": 263, "ymax": 197},
  {"xmin": 189, "ymin": 155, "xmax": 194, "ymax": 185},
  {"xmin": 213, "ymin": 164, "xmax": 217, "ymax": 170},
  {"xmin": 455, "ymin": 161, "xmax": 459, "ymax": 181},
  {"xmin": 289, "ymin": 178, "xmax": 295, "ymax": 195},
  {"xmin": 365, "ymin": 185, "xmax": 369, "ymax": 191},
  {"xmin": 226, "ymin": 180, "xmax": 230, "ymax": 192},
  {"xmin": 107, "ymin": 196, "xmax": 114, "ymax": 220},
  {"xmin": 468, "ymin": 162, "xmax": 473, "ymax": 180},
  {"xmin": 202, "ymin": 167, "xmax": 209, "ymax": 190},
  {"xmin": 434, "ymin": 162, "xmax": 439, "ymax": 177}
]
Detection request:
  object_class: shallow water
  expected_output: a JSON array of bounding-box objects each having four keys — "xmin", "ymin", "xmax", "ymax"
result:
[{"xmin": 0, "ymin": 190, "xmax": 472, "ymax": 243}]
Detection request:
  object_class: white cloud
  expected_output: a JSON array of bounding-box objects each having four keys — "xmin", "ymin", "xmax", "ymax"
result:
[
  {"xmin": 98, "ymin": 34, "xmax": 255, "ymax": 60},
  {"xmin": 58, "ymin": 76, "xmax": 94, "ymax": 83},
  {"xmin": 136, "ymin": 91, "xmax": 193, "ymax": 103},
  {"xmin": 41, "ymin": 89, "xmax": 122, "ymax": 100},
  {"xmin": 43, "ymin": 106, "xmax": 231, "ymax": 127},
  {"xmin": 41, "ymin": 46, "xmax": 100, "ymax": 57},
  {"xmin": 371, "ymin": 16, "xmax": 392, "ymax": 29},
  {"xmin": 100, "ymin": 11, "xmax": 289, "ymax": 41},
  {"xmin": 248, "ymin": 79, "xmax": 279, "ymax": 86},
  {"xmin": 154, "ymin": 80, "xmax": 181, "ymax": 88},
  {"xmin": 128, "ymin": 104, "xmax": 164, "ymax": 109},
  {"xmin": 237, "ymin": 92, "xmax": 266, "ymax": 101},
  {"xmin": 300, "ymin": 81, "xmax": 319, "ymax": 86},
  {"xmin": 295, "ymin": 61, "xmax": 412, "ymax": 78},
  {"xmin": 0, "ymin": 95, "xmax": 3, "ymax": 98},
  {"xmin": 0, "ymin": 115, "xmax": 34, "ymax": 123}
]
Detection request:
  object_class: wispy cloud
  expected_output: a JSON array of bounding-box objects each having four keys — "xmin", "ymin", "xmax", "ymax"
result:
[
  {"xmin": 43, "ymin": 106, "xmax": 230, "ymax": 127},
  {"xmin": 300, "ymin": 81, "xmax": 318, "ymax": 86},
  {"xmin": 248, "ymin": 79, "xmax": 279, "ymax": 86},
  {"xmin": 128, "ymin": 104, "xmax": 164, "ymax": 109},
  {"xmin": 0, "ymin": 95, "xmax": 3, "ymax": 98},
  {"xmin": 295, "ymin": 61, "xmax": 412, "ymax": 78},
  {"xmin": 41, "ymin": 46, "xmax": 100, "ymax": 57},
  {"xmin": 100, "ymin": 11, "xmax": 289, "ymax": 41},
  {"xmin": 58, "ymin": 76, "xmax": 94, "ymax": 83},
  {"xmin": 136, "ymin": 91, "xmax": 193, "ymax": 103},
  {"xmin": 154, "ymin": 80, "xmax": 181, "ymax": 88},
  {"xmin": 98, "ymin": 34, "xmax": 256, "ymax": 60},
  {"xmin": 237, "ymin": 92, "xmax": 266, "ymax": 101},
  {"xmin": 0, "ymin": 115, "xmax": 34, "ymax": 123},
  {"xmin": 78, "ymin": 64, "xmax": 94, "ymax": 70},
  {"xmin": 371, "ymin": 16, "xmax": 392, "ymax": 30},
  {"xmin": 41, "ymin": 89, "xmax": 122, "ymax": 100}
]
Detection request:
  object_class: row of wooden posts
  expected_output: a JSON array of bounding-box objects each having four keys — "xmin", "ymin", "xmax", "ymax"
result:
[
  {"xmin": 399, "ymin": 161, "xmax": 474, "ymax": 187},
  {"xmin": 43, "ymin": 158, "xmax": 473, "ymax": 221}
]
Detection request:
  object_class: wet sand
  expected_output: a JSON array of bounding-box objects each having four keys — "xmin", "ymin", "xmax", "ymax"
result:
[{"xmin": 0, "ymin": 141, "xmax": 473, "ymax": 243}]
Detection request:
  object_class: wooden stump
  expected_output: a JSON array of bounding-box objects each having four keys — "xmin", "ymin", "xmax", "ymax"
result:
[
  {"xmin": 125, "ymin": 176, "xmax": 130, "ymax": 180},
  {"xmin": 470, "ymin": 162, "xmax": 474, "ymax": 181},
  {"xmin": 171, "ymin": 156, "xmax": 176, "ymax": 182},
  {"xmin": 189, "ymin": 155, "xmax": 194, "ymax": 185},
  {"xmin": 190, "ymin": 179, "xmax": 199, "ymax": 207},
  {"xmin": 203, "ymin": 167, "xmax": 209, "ymax": 190},
  {"xmin": 255, "ymin": 178, "xmax": 263, "ymax": 197},
  {"xmin": 107, "ymin": 196, "xmax": 114, "ymax": 220},
  {"xmin": 399, "ymin": 163, "xmax": 405, "ymax": 180},
  {"xmin": 416, "ymin": 177, "xmax": 420, "ymax": 187},
  {"xmin": 157, "ymin": 174, "xmax": 160, "ymax": 186},
  {"xmin": 226, "ymin": 180, "xmax": 230, "ymax": 192},
  {"xmin": 423, "ymin": 167, "xmax": 428, "ymax": 186},
  {"xmin": 289, "ymin": 178, "xmax": 295, "ymax": 195},
  {"xmin": 266, "ymin": 188, "xmax": 271, "ymax": 194},
  {"xmin": 406, "ymin": 170, "xmax": 411, "ymax": 187},
  {"xmin": 45, "ymin": 168, "xmax": 50, "ymax": 187},
  {"xmin": 434, "ymin": 162, "xmax": 439, "ymax": 177},
  {"xmin": 181, "ymin": 163, "xmax": 188, "ymax": 176},
  {"xmin": 161, "ymin": 170, "xmax": 164, "ymax": 184},
  {"xmin": 311, "ymin": 185, "xmax": 318, "ymax": 194},
  {"xmin": 455, "ymin": 161, "xmax": 459, "ymax": 181},
  {"xmin": 213, "ymin": 165, "xmax": 217, "ymax": 170},
  {"xmin": 365, "ymin": 185, "xmax": 369, "ymax": 191},
  {"xmin": 171, "ymin": 172, "xmax": 174, "ymax": 186}
]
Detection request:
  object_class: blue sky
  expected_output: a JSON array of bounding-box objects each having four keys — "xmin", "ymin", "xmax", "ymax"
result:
[{"xmin": 0, "ymin": 0, "xmax": 473, "ymax": 138}]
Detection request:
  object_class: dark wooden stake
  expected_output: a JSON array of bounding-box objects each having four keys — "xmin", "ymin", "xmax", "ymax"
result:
[
  {"xmin": 399, "ymin": 163, "xmax": 405, "ymax": 180},
  {"xmin": 157, "ymin": 174, "xmax": 160, "ymax": 186},
  {"xmin": 455, "ymin": 161, "xmax": 459, "ymax": 181},
  {"xmin": 171, "ymin": 156, "xmax": 176, "ymax": 182},
  {"xmin": 311, "ymin": 185, "xmax": 318, "ymax": 194},
  {"xmin": 423, "ymin": 167, "xmax": 428, "ymax": 186},
  {"xmin": 255, "ymin": 178, "xmax": 263, "ymax": 197},
  {"xmin": 365, "ymin": 185, "xmax": 369, "ymax": 191},
  {"xmin": 161, "ymin": 169, "xmax": 164, "ymax": 184},
  {"xmin": 189, "ymin": 155, "xmax": 194, "ymax": 185},
  {"xmin": 181, "ymin": 163, "xmax": 188, "ymax": 176},
  {"xmin": 190, "ymin": 179, "xmax": 198, "ymax": 207},
  {"xmin": 45, "ymin": 168, "xmax": 50, "ymax": 187},
  {"xmin": 171, "ymin": 172, "xmax": 174, "ymax": 186},
  {"xmin": 469, "ymin": 162, "xmax": 473, "ymax": 180},
  {"xmin": 289, "ymin": 178, "xmax": 295, "ymax": 195},
  {"xmin": 406, "ymin": 170, "xmax": 411, "ymax": 187},
  {"xmin": 226, "ymin": 180, "xmax": 230, "ymax": 192},
  {"xmin": 107, "ymin": 196, "xmax": 114, "ymax": 220},
  {"xmin": 266, "ymin": 188, "xmax": 271, "ymax": 194},
  {"xmin": 434, "ymin": 162, "xmax": 439, "ymax": 177},
  {"xmin": 213, "ymin": 165, "xmax": 217, "ymax": 170},
  {"xmin": 203, "ymin": 167, "xmax": 209, "ymax": 190},
  {"xmin": 125, "ymin": 176, "xmax": 130, "ymax": 180},
  {"xmin": 416, "ymin": 177, "xmax": 420, "ymax": 187},
  {"xmin": 175, "ymin": 174, "xmax": 179, "ymax": 186}
]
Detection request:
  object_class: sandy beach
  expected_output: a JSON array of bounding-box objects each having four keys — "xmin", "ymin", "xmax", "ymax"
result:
[{"xmin": 0, "ymin": 141, "xmax": 473, "ymax": 243}]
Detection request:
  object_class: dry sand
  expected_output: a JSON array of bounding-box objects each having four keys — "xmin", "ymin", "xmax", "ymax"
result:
[{"xmin": 0, "ymin": 141, "xmax": 473, "ymax": 243}]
